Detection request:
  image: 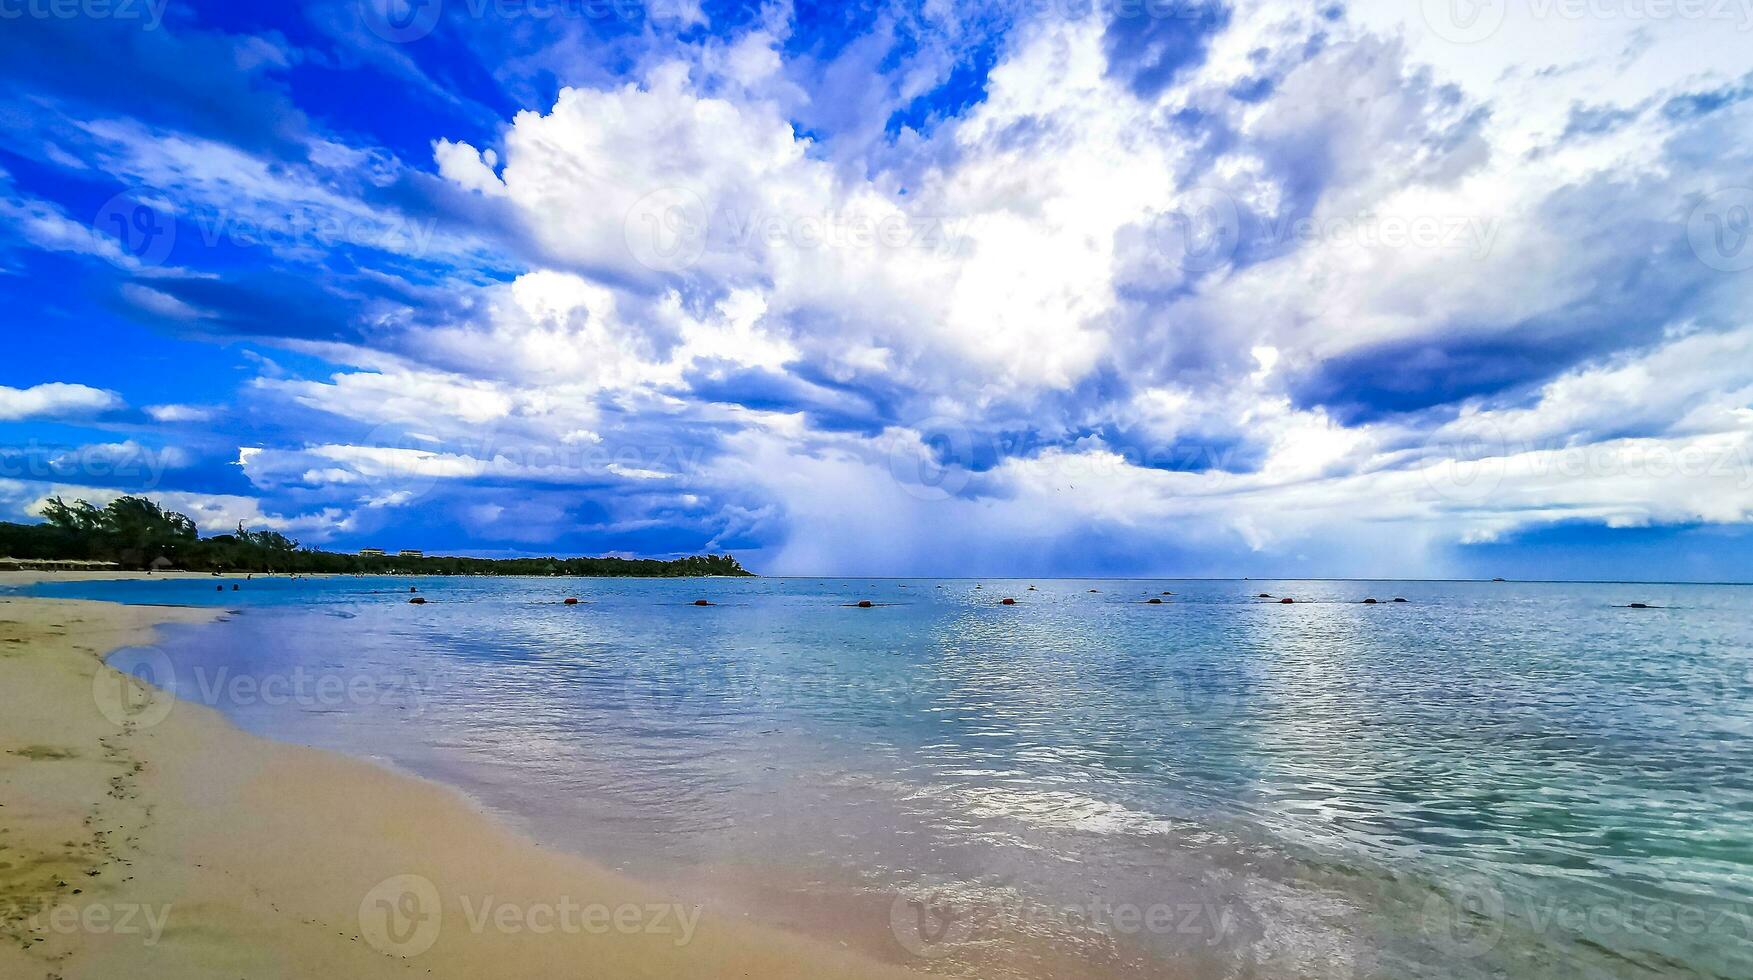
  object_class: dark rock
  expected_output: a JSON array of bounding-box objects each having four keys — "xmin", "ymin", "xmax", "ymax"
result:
[
  {"xmin": 408, "ymin": 597, "xmax": 426, "ymax": 605},
  {"xmin": 563, "ymin": 598, "xmax": 579, "ymax": 605},
  {"xmin": 694, "ymin": 599, "xmax": 713, "ymax": 606},
  {"xmin": 1279, "ymin": 597, "xmax": 1294, "ymax": 604},
  {"xmin": 857, "ymin": 600, "xmax": 874, "ymax": 608},
  {"xmin": 1000, "ymin": 598, "xmax": 1017, "ymax": 605}
]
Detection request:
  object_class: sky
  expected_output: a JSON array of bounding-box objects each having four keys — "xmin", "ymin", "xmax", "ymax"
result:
[{"xmin": 1, "ymin": 0, "xmax": 1751, "ymax": 579}]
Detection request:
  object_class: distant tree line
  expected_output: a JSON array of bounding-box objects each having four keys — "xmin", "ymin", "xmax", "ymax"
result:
[{"xmin": 0, "ymin": 495, "xmax": 753, "ymax": 577}]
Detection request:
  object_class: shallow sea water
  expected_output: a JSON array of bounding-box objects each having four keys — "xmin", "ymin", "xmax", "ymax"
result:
[{"xmin": 19, "ymin": 575, "xmax": 1753, "ymax": 978}]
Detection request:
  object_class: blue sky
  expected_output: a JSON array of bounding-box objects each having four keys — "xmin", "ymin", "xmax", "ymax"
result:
[{"xmin": 2, "ymin": 0, "xmax": 1751, "ymax": 579}]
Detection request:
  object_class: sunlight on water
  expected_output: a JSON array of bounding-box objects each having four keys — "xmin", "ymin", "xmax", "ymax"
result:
[{"xmin": 20, "ymin": 575, "xmax": 1753, "ymax": 978}]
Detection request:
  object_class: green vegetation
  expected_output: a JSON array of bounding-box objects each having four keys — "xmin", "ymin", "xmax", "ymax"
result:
[{"xmin": 0, "ymin": 495, "xmax": 753, "ymax": 577}]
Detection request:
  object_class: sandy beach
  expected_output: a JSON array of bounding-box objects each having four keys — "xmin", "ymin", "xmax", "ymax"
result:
[{"xmin": 0, "ymin": 576, "xmax": 925, "ymax": 980}]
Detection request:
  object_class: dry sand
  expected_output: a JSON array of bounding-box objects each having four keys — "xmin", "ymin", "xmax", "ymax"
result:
[{"xmin": 0, "ymin": 580, "xmax": 928, "ymax": 980}]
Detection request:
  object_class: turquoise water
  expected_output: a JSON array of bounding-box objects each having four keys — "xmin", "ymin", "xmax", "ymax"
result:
[{"xmin": 16, "ymin": 576, "xmax": 1753, "ymax": 977}]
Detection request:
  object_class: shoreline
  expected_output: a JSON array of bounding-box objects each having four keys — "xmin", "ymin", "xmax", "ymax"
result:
[{"xmin": 0, "ymin": 585, "xmax": 927, "ymax": 979}]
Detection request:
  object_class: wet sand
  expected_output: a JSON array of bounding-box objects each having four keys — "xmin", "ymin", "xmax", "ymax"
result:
[{"xmin": 0, "ymin": 580, "xmax": 928, "ymax": 979}]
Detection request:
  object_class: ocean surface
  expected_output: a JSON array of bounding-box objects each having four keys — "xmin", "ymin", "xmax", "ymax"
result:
[{"xmin": 14, "ymin": 575, "xmax": 1752, "ymax": 978}]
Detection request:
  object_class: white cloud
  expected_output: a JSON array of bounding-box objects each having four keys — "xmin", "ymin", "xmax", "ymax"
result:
[
  {"xmin": 145, "ymin": 403, "xmax": 217, "ymax": 423},
  {"xmin": 19, "ymin": 4, "xmax": 1732, "ymax": 569},
  {"xmin": 0, "ymin": 382, "xmax": 124, "ymax": 420}
]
